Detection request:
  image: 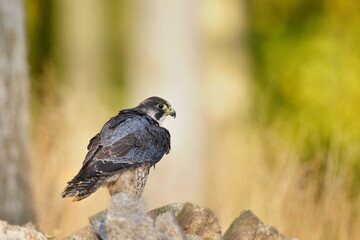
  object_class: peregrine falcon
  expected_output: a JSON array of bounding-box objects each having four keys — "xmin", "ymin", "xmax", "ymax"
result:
[{"xmin": 62, "ymin": 96, "xmax": 176, "ymax": 201}]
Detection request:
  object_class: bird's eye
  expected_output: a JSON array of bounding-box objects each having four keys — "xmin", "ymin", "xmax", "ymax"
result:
[{"xmin": 158, "ymin": 104, "xmax": 166, "ymax": 109}]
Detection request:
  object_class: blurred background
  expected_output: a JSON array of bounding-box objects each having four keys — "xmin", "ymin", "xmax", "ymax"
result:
[{"xmin": 1, "ymin": 0, "xmax": 359, "ymax": 239}]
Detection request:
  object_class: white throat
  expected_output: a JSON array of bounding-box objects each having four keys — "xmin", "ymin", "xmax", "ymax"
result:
[
  {"xmin": 145, "ymin": 109, "xmax": 167, "ymax": 126},
  {"xmin": 157, "ymin": 114, "xmax": 167, "ymax": 126}
]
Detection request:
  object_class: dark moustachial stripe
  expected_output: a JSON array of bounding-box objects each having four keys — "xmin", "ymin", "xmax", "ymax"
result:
[{"xmin": 154, "ymin": 111, "xmax": 164, "ymax": 121}]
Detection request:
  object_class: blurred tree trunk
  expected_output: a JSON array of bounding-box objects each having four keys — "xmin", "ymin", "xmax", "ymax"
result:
[
  {"xmin": 0, "ymin": 0, "xmax": 33, "ymax": 224},
  {"xmin": 200, "ymin": 0, "xmax": 251, "ymax": 227},
  {"xmin": 127, "ymin": 0, "xmax": 205, "ymax": 205}
]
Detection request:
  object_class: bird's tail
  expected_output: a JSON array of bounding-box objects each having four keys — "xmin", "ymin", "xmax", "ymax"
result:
[{"xmin": 61, "ymin": 176, "xmax": 106, "ymax": 201}]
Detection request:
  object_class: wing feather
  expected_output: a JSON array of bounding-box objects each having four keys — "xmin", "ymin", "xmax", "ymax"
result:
[
  {"xmin": 63, "ymin": 108, "xmax": 172, "ymax": 200},
  {"xmin": 80, "ymin": 111, "xmax": 170, "ymax": 178}
]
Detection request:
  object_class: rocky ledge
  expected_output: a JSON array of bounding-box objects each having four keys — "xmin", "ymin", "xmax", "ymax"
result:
[{"xmin": 1, "ymin": 193, "xmax": 292, "ymax": 240}]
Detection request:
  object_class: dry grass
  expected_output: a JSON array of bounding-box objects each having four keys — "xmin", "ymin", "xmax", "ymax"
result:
[
  {"xmin": 205, "ymin": 123, "xmax": 360, "ymax": 240},
  {"xmin": 31, "ymin": 81, "xmax": 111, "ymax": 238}
]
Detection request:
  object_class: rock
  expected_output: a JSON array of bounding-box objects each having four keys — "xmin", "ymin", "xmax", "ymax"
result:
[
  {"xmin": 0, "ymin": 198, "xmax": 295, "ymax": 240},
  {"xmin": 223, "ymin": 210, "xmax": 289, "ymax": 240},
  {"xmin": 155, "ymin": 212, "xmax": 187, "ymax": 240},
  {"xmin": 186, "ymin": 234, "xmax": 203, "ymax": 240},
  {"xmin": 0, "ymin": 220, "xmax": 47, "ymax": 240},
  {"xmin": 84, "ymin": 193, "xmax": 189, "ymax": 240},
  {"xmin": 152, "ymin": 202, "xmax": 221, "ymax": 240},
  {"xmin": 65, "ymin": 210, "xmax": 108, "ymax": 240},
  {"xmin": 64, "ymin": 225, "xmax": 97, "ymax": 240},
  {"xmin": 89, "ymin": 210, "xmax": 107, "ymax": 240},
  {"xmin": 176, "ymin": 203, "xmax": 222, "ymax": 240},
  {"xmin": 105, "ymin": 192, "xmax": 163, "ymax": 240},
  {"xmin": 151, "ymin": 203, "xmax": 185, "ymax": 217}
]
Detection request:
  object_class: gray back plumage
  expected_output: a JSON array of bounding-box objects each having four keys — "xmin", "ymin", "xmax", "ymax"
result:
[{"xmin": 62, "ymin": 108, "xmax": 171, "ymax": 200}]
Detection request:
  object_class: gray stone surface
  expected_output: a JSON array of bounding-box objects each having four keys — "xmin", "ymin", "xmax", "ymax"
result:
[
  {"xmin": 155, "ymin": 212, "xmax": 188, "ymax": 240},
  {"xmin": 88, "ymin": 194, "xmax": 218, "ymax": 240},
  {"xmin": 151, "ymin": 203, "xmax": 185, "ymax": 217},
  {"xmin": 223, "ymin": 210, "xmax": 289, "ymax": 240},
  {"xmin": 0, "ymin": 194, "xmax": 294, "ymax": 240},
  {"xmin": 176, "ymin": 203, "xmax": 222, "ymax": 240},
  {"xmin": 64, "ymin": 225, "xmax": 97, "ymax": 240},
  {"xmin": 89, "ymin": 210, "xmax": 107, "ymax": 240},
  {"xmin": 105, "ymin": 193, "xmax": 163, "ymax": 240},
  {"xmin": 186, "ymin": 234, "xmax": 203, "ymax": 240}
]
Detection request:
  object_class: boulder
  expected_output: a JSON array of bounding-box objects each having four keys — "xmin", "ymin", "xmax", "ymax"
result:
[
  {"xmin": 151, "ymin": 203, "xmax": 185, "ymax": 217},
  {"xmin": 0, "ymin": 194, "xmax": 294, "ymax": 240},
  {"xmin": 64, "ymin": 225, "xmax": 97, "ymax": 240},
  {"xmin": 81, "ymin": 193, "xmax": 188, "ymax": 240},
  {"xmin": 0, "ymin": 220, "xmax": 47, "ymax": 240},
  {"xmin": 223, "ymin": 210, "xmax": 289, "ymax": 240},
  {"xmin": 176, "ymin": 203, "xmax": 222, "ymax": 240},
  {"xmin": 186, "ymin": 234, "xmax": 204, "ymax": 240},
  {"xmin": 155, "ymin": 212, "xmax": 187, "ymax": 240},
  {"xmin": 95, "ymin": 193, "xmax": 163, "ymax": 240}
]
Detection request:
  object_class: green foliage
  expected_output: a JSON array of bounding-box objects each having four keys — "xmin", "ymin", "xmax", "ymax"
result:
[
  {"xmin": 26, "ymin": 0, "xmax": 129, "ymax": 112},
  {"xmin": 247, "ymin": 0, "xmax": 360, "ymax": 196},
  {"xmin": 26, "ymin": 0, "xmax": 55, "ymax": 77},
  {"xmin": 26, "ymin": 0, "xmax": 59, "ymax": 116},
  {"xmin": 102, "ymin": 1, "xmax": 128, "ymax": 109}
]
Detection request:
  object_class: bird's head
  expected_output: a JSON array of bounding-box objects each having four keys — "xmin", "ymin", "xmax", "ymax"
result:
[{"xmin": 136, "ymin": 96, "xmax": 176, "ymax": 125}]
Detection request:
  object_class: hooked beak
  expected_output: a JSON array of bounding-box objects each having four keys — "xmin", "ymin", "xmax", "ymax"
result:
[{"xmin": 166, "ymin": 107, "xmax": 176, "ymax": 118}]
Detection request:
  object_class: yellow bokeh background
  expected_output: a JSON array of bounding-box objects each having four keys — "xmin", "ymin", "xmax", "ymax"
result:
[{"xmin": 26, "ymin": 0, "xmax": 360, "ymax": 239}]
